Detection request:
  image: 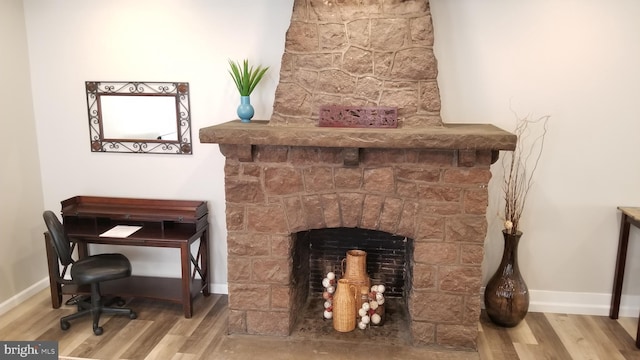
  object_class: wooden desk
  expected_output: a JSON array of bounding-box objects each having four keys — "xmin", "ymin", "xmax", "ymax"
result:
[
  {"xmin": 44, "ymin": 196, "xmax": 209, "ymax": 318},
  {"xmin": 610, "ymin": 206, "xmax": 640, "ymax": 347}
]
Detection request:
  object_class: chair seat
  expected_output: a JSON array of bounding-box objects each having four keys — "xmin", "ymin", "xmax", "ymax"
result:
[{"xmin": 71, "ymin": 253, "xmax": 131, "ymax": 284}]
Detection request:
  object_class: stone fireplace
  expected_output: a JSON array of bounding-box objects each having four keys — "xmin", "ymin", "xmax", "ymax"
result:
[{"xmin": 200, "ymin": 0, "xmax": 516, "ymax": 351}]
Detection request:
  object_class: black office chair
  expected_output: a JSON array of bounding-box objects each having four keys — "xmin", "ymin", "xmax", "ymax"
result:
[{"xmin": 42, "ymin": 210, "xmax": 137, "ymax": 335}]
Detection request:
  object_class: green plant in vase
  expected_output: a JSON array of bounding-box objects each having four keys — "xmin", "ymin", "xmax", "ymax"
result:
[{"xmin": 228, "ymin": 59, "xmax": 269, "ymax": 123}]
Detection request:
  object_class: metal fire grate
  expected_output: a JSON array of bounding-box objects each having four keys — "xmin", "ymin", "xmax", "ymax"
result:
[{"xmin": 319, "ymin": 105, "xmax": 398, "ymax": 128}]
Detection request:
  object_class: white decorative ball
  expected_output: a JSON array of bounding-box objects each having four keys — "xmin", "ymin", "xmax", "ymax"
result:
[
  {"xmin": 362, "ymin": 302, "xmax": 370, "ymax": 311},
  {"xmin": 324, "ymin": 310, "xmax": 333, "ymax": 319},
  {"xmin": 358, "ymin": 308, "xmax": 367, "ymax": 317},
  {"xmin": 322, "ymin": 278, "xmax": 330, "ymax": 288},
  {"xmin": 376, "ymin": 293, "xmax": 384, "ymax": 302},
  {"xmin": 326, "ymin": 285, "xmax": 335, "ymax": 294},
  {"xmin": 377, "ymin": 285, "xmax": 385, "ymax": 294},
  {"xmin": 369, "ymin": 301, "xmax": 378, "ymax": 310},
  {"xmin": 324, "ymin": 300, "xmax": 332, "ymax": 309},
  {"xmin": 377, "ymin": 297, "xmax": 385, "ymax": 305},
  {"xmin": 371, "ymin": 285, "xmax": 379, "ymax": 293},
  {"xmin": 371, "ymin": 313, "xmax": 381, "ymax": 325},
  {"xmin": 358, "ymin": 321, "xmax": 367, "ymax": 330},
  {"xmin": 327, "ymin": 272, "xmax": 335, "ymax": 280},
  {"xmin": 361, "ymin": 315, "xmax": 370, "ymax": 324}
]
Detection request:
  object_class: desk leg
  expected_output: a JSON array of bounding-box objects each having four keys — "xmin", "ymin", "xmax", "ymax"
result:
[
  {"xmin": 181, "ymin": 243, "xmax": 193, "ymax": 318},
  {"xmin": 610, "ymin": 214, "xmax": 631, "ymax": 319},
  {"xmin": 44, "ymin": 232, "xmax": 62, "ymax": 309},
  {"xmin": 202, "ymin": 230, "xmax": 210, "ymax": 296}
]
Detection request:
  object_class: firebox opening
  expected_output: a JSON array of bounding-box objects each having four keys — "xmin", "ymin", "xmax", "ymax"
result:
[{"xmin": 290, "ymin": 227, "xmax": 414, "ymax": 344}]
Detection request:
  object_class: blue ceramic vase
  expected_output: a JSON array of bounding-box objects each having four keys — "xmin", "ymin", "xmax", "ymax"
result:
[{"xmin": 237, "ymin": 96, "xmax": 254, "ymax": 123}]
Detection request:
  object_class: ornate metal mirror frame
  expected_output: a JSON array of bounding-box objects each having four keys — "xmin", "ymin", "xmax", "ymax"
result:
[{"xmin": 85, "ymin": 81, "xmax": 192, "ymax": 154}]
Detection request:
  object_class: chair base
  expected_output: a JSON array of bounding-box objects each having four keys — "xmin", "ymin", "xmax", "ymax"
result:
[{"xmin": 61, "ymin": 283, "xmax": 136, "ymax": 335}]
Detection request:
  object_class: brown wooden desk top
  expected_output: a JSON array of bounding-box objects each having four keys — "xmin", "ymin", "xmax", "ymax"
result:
[{"xmin": 618, "ymin": 207, "xmax": 640, "ymax": 223}]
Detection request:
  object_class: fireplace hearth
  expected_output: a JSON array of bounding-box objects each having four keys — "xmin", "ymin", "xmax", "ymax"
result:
[{"xmin": 199, "ymin": 0, "xmax": 516, "ymax": 351}]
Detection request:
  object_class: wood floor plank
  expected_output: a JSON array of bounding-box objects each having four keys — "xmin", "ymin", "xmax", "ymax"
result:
[
  {"xmin": 572, "ymin": 315, "xmax": 626, "ymax": 360},
  {"xmin": 144, "ymin": 334, "xmax": 189, "ymax": 360},
  {"xmin": 168, "ymin": 295, "xmax": 219, "ymax": 337},
  {"xmin": 545, "ymin": 313, "xmax": 600, "ymax": 360},
  {"xmin": 478, "ymin": 313, "xmax": 519, "ymax": 360},
  {"xmin": 524, "ymin": 312, "xmax": 573, "ymax": 359},
  {"xmin": 117, "ymin": 299, "xmax": 185, "ymax": 360},
  {"xmin": 5, "ymin": 289, "xmax": 640, "ymax": 359},
  {"xmin": 506, "ymin": 319, "xmax": 538, "ymax": 345}
]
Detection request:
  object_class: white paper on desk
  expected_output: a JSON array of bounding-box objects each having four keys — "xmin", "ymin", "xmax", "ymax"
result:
[{"xmin": 99, "ymin": 225, "xmax": 142, "ymax": 238}]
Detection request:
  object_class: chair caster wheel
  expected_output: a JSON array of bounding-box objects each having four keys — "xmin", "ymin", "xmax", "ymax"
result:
[
  {"xmin": 60, "ymin": 320, "xmax": 70, "ymax": 331},
  {"xmin": 129, "ymin": 311, "xmax": 137, "ymax": 319},
  {"xmin": 93, "ymin": 326, "xmax": 103, "ymax": 336}
]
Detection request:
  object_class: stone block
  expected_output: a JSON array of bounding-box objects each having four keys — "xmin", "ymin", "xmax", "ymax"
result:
[
  {"xmin": 396, "ymin": 166, "xmax": 440, "ymax": 182},
  {"xmin": 438, "ymin": 266, "xmax": 482, "ymax": 293},
  {"xmin": 228, "ymin": 310, "xmax": 246, "ymax": 334},
  {"xmin": 347, "ymin": 19, "xmax": 371, "ymax": 47},
  {"xmin": 380, "ymin": 88, "xmax": 418, "ymax": 117},
  {"xmin": 460, "ymin": 244, "xmax": 484, "ymax": 265},
  {"xmin": 417, "ymin": 150, "xmax": 455, "ymax": 166},
  {"xmin": 334, "ymin": 167, "xmax": 363, "ymax": 189},
  {"xmin": 379, "ymin": 197, "xmax": 404, "ymax": 233},
  {"xmin": 225, "ymin": 179, "xmax": 264, "ymax": 204},
  {"xmin": 246, "ymin": 205, "xmax": 289, "ymax": 234},
  {"xmin": 363, "ymin": 167, "xmax": 395, "ymax": 193},
  {"xmin": 252, "ymin": 258, "xmax": 291, "ymax": 284},
  {"xmin": 343, "ymin": 47, "xmax": 373, "ymax": 75},
  {"xmin": 464, "ymin": 189, "xmax": 488, "ymax": 215},
  {"xmin": 371, "ymin": 18, "xmax": 408, "ymax": 50},
  {"xmin": 227, "ymin": 233, "xmax": 271, "ymax": 257},
  {"xmin": 437, "ymin": 324, "xmax": 478, "ymax": 350},
  {"xmin": 410, "ymin": 15, "xmax": 434, "ymax": 46},
  {"xmin": 271, "ymin": 286, "xmax": 292, "ymax": 310},
  {"xmin": 419, "ymin": 80, "xmax": 441, "ymax": 112},
  {"xmin": 225, "ymin": 205, "xmax": 245, "ymax": 231},
  {"xmin": 411, "ymin": 263, "xmax": 436, "ymax": 290},
  {"xmin": 338, "ymin": 193, "xmax": 364, "ymax": 227},
  {"xmin": 271, "ymin": 235, "xmax": 292, "ymax": 258},
  {"xmin": 417, "ymin": 185, "xmax": 461, "ymax": 202},
  {"xmin": 303, "ymin": 167, "xmax": 334, "ymax": 192},
  {"xmin": 264, "ymin": 166, "xmax": 304, "ymax": 195},
  {"xmin": 283, "ymin": 196, "xmax": 306, "ymax": 233},
  {"xmin": 464, "ymin": 295, "xmax": 482, "ymax": 325},
  {"xmin": 320, "ymin": 194, "xmax": 342, "ymax": 228},
  {"xmin": 319, "ymin": 23, "xmax": 347, "ymax": 51},
  {"xmin": 242, "ymin": 163, "xmax": 261, "ymax": 178},
  {"xmin": 255, "ymin": 145, "xmax": 289, "ymax": 163},
  {"xmin": 415, "ymin": 215, "xmax": 444, "ymax": 240},
  {"xmin": 442, "ymin": 168, "xmax": 491, "ymax": 185},
  {"xmin": 301, "ymin": 195, "xmax": 326, "ymax": 229},
  {"xmin": 318, "ymin": 69, "xmax": 357, "ymax": 95},
  {"xmin": 227, "ymin": 256, "xmax": 251, "ymax": 282},
  {"xmin": 361, "ymin": 194, "xmax": 384, "ymax": 229},
  {"xmin": 285, "ymin": 21, "xmax": 319, "ymax": 52},
  {"xmin": 445, "ymin": 216, "xmax": 488, "ymax": 243},
  {"xmin": 414, "ymin": 242, "xmax": 458, "ymax": 265},
  {"xmin": 229, "ymin": 283, "xmax": 270, "ymax": 310},
  {"xmin": 410, "ymin": 321, "xmax": 435, "ymax": 346},
  {"xmin": 397, "ymin": 200, "xmax": 419, "ymax": 238},
  {"xmin": 409, "ymin": 292, "xmax": 463, "ymax": 323},
  {"xmin": 391, "ymin": 48, "xmax": 437, "ymax": 80},
  {"xmin": 246, "ymin": 310, "xmax": 291, "ymax": 336}
]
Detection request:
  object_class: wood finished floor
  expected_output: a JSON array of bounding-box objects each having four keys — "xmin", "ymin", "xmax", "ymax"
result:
[{"xmin": 1, "ymin": 289, "xmax": 640, "ymax": 359}]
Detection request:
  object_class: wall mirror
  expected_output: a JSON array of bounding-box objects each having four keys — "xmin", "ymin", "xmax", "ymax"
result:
[{"xmin": 85, "ymin": 81, "xmax": 192, "ymax": 154}]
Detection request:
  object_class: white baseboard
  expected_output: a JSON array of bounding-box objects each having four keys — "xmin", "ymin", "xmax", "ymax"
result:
[
  {"xmin": 481, "ymin": 287, "xmax": 640, "ymax": 317},
  {"xmin": 0, "ymin": 278, "xmax": 49, "ymax": 316},
  {"xmin": 210, "ymin": 282, "xmax": 228, "ymax": 295}
]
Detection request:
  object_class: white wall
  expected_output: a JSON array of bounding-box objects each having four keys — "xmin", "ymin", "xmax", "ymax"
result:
[
  {"xmin": 431, "ymin": 0, "xmax": 640, "ymax": 314},
  {"xmin": 23, "ymin": 0, "xmax": 294, "ymax": 293},
  {"xmin": 0, "ymin": 0, "xmax": 47, "ymax": 307},
  {"xmin": 16, "ymin": 0, "xmax": 640, "ymax": 316}
]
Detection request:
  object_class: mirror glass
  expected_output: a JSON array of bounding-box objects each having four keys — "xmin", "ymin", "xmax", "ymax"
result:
[{"xmin": 85, "ymin": 81, "xmax": 192, "ymax": 154}]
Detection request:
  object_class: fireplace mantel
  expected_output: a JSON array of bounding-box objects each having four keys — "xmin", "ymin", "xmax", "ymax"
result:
[
  {"xmin": 199, "ymin": 120, "xmax": 516, "ymax": 166},
  {"xmin": 200, "ymin": 120, "xmax": 515, "ymax": 150}
]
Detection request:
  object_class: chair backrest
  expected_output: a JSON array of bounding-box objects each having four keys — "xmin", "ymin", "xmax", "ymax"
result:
[{"xmin": 42, "ymin": 210, "xmax": 74, "ymax": 267}]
